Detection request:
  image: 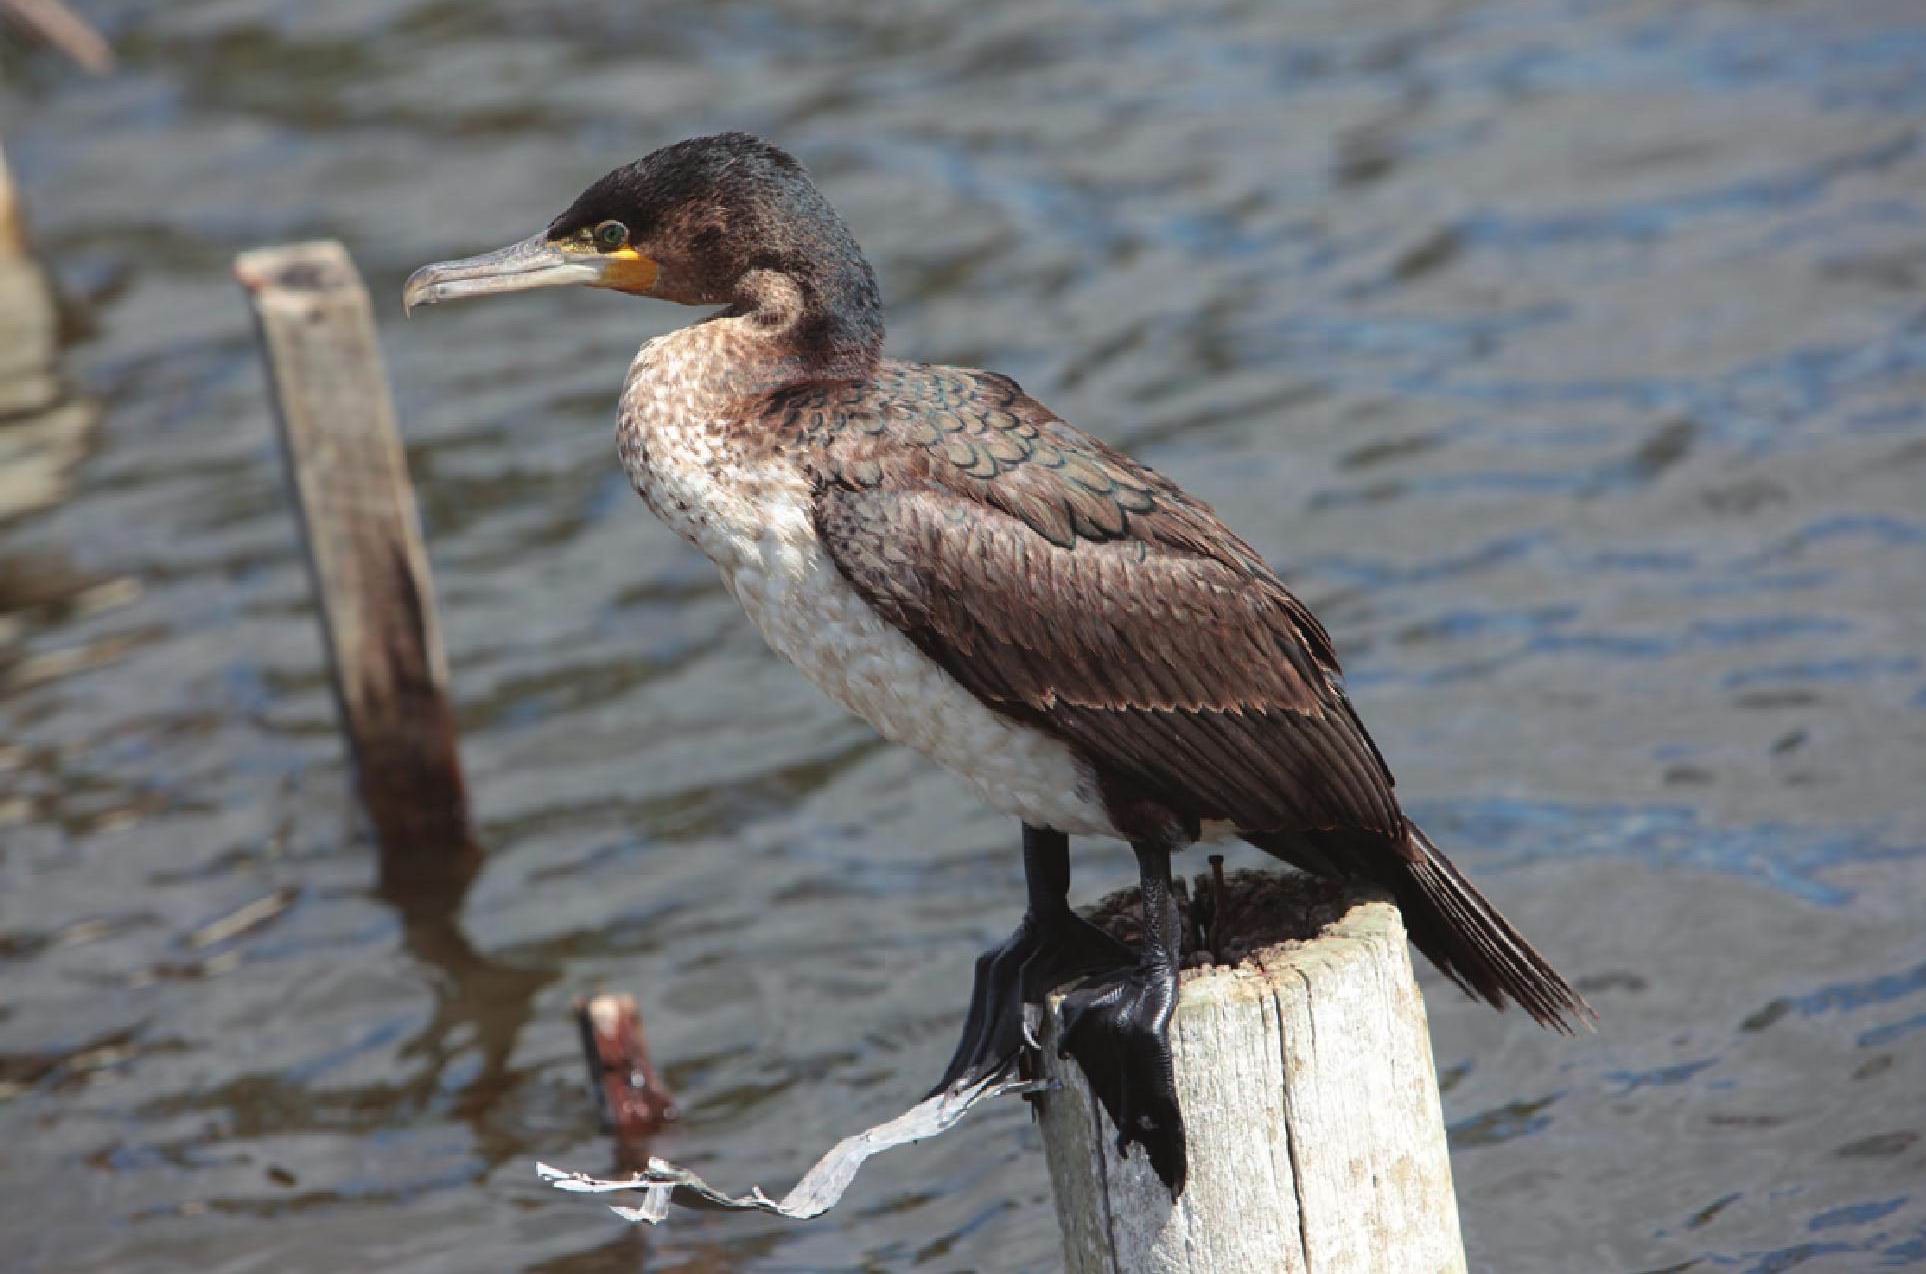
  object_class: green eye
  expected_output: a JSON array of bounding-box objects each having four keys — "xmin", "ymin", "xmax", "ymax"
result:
[{"xmin": 593, "ymin": 220, "xmax": 628, "ymax": 250}]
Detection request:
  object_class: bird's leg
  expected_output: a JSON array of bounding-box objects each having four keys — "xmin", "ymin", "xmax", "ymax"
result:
[
  {"xmin": 1057, "ymin": 836, "xmax": 1188, "ymax": 1196},
  {"xmin": 932, "ymin": 824, "xmax": 1135, "ymax": 1095}
]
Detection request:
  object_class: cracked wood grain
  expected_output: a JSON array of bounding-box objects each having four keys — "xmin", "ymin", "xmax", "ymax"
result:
[{"xmin": 1037, "ymin": 887, "xmax": 1467, "ymax": 1274}]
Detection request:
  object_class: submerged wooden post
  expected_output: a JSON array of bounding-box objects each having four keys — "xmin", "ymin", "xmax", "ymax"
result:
[
  {"xmin": 235, "ymin": 241, "xmax": 476, "ymax": 880},
  {"xmin": 575, "ymin": 993, "xmax": 678, "ymax": 1149},
  {"xmin": 1038, "ymin": 874, "xmax": 1466, "ymax": 1274}
]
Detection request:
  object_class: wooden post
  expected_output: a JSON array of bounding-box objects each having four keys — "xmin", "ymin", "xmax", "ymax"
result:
[
  {"xmin": 235, "ymin": 242, "xmax": 477, "ymax": 883},
  {"xmin": 1, "ymin": 0, "xmax": 116, "ymax": 74},
  {"xmin": 575, "ymin": 993, "xmax": 678, "ymax": 1149},
  {"xmin": 1, "ymin": 140, "xmax": 26, "ymax": 258},
  {"xmin": 1038, "ymin": 874, "xmax": 1467, "ymax": 1274},
  {"xmin": 1, "ymin": 140, "xmax": 99, "ymax": 525}
]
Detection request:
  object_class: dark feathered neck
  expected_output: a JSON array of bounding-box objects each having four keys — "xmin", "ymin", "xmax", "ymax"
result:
[{"xmin": 731, "ymin": 237, "xmax": 883, "ymax": 380}]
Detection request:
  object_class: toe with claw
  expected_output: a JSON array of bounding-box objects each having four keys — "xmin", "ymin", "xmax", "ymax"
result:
[
  {"xmin": 1058, "ymin": 961, "xmax": 1188, "ymax": 1195},
  {"xmin": 933, "ymin": 905, "xmax": 1134, "ymax": 1095}
]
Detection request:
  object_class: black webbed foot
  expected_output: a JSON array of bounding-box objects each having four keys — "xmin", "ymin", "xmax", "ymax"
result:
[
  {"xmin": 1058, "ymin": 959, "xmax": 1187, "ymax": 1194},
  {"xmin": 932, "ymin": 905, "xmax": 1134, "ymax": 1095},
  {"xmin": 935, "ymin": 825, "xmax": 1189, "ymax": 1198}
]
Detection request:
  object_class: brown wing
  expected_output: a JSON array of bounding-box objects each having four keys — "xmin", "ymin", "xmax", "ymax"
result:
[{"xmin": 779, "ymin": 363, "xmax": 1403, "ymax": 840}]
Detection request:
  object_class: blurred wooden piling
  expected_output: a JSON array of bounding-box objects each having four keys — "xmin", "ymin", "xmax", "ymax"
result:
[
  {"xmin": 235, "ymin": 241, "xmax": 477, "ymax": 883},
  {"xmin": 575, "ymin": 993, "xmax": 677, "ymax": 1147},
  {"xmin": 1, "ymin": 0, "xmax": 115, "ymax": 73},
  {"xmin": 1037, "ymin": 878, "xmax": 1466, "ymax": 1274},
  {"xmin": 1, "ymin": 140, "xmax": 25, "ymax": 257},
  {"xmin": 1, "ymin": 141, "xmax": 99, "ymax": 526}
]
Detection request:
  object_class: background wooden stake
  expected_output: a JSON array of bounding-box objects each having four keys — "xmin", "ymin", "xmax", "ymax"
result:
[
  {"xmin": 1, "ymin": 0, "xmax": 115, "ymax": 75},
  {"xmin": 1, "ymin": 140, "xmax": 99, "ymax": 528},
  {"xmin": 236, "ymin": 241, "xmax": 476, "ymax": 883},
  {"xmin": 576, "ymin": 993, "xmax": 677, "ymax": 1148},
  {"xmin": 1038, "ymin": 878, "xmax": 1467, "ymax": 1274}
]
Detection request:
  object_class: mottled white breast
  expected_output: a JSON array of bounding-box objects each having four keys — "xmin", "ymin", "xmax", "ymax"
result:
[{"xmin": 616, "ymin": 320, "xmax": 1113, "ymax": 836}]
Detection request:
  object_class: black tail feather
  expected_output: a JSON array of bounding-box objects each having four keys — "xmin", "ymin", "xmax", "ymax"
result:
[{"xmin": 1249, "ymin": 821, "xmax": 1593, "ymax": 1031}]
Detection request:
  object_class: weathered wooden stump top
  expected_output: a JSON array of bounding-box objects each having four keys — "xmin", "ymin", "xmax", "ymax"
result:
[{"xmin": 1041, "ymin": 867, "xmax": 1467, "ymax": 1274}]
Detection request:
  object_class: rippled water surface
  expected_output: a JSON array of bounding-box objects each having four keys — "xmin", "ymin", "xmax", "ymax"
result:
[{"xmin": 4, "ymin": 0, "xmax": 1926, "ymax": 1269}]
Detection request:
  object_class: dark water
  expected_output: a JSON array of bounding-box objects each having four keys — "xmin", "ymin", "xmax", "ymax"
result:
[{"xmin": 4, "ymin": 0, "xmax": 1925, "ymax": 1269}]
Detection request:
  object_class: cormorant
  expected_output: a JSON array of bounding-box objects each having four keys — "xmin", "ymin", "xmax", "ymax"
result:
[{"xmin": 404, "ymin": 132, "xmax": 1588, "ymax": 1196}]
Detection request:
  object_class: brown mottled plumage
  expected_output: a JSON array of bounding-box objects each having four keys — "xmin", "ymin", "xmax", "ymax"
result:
[
  {"xmin": 404, "ymin": 132, "xmax": 1589, "ymax": 1198},
  {"xmin": 736, "ymin": 361, "xmax": 1580, "ymax": 1023},
  {"xmin": 774, "ymin": 364, "xmax": 1392, "ymax": 832}
]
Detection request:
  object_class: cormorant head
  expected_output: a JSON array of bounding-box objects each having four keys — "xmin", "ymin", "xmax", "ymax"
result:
[{"xmin": 405, "ymin": 133, "xmax": 882, "ymax": 367}]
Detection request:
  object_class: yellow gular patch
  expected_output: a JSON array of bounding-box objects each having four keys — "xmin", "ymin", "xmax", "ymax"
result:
[{"xmin": 603, "ymin": 247, "xmax": 658, "ymax": 294}]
